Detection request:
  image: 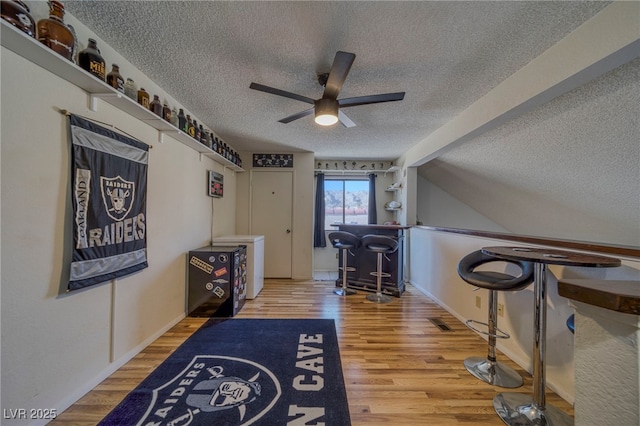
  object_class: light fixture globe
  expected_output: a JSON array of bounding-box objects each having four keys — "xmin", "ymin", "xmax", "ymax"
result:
[{"xmin": 314, "ymin": 98, "xmax": 339, "ymax": 126}]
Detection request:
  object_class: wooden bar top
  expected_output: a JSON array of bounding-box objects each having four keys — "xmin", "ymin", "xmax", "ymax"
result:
[{"xmin": 558, "ymin": 279, "xmax": 640, "ymax": 315}]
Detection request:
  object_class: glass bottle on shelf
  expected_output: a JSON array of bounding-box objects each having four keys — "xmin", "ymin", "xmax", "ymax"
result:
[
  {"xmin": 137, "ymin": 88, "xmax": 150, "ymax": 109},
  {"xmin": 149, "ymin": 95, "xmax": 162, "ymax": 117},
  {"xmin": 162, "ymin": 102, "xmax": 171, "ymax": 122},
  {"xmin": 178, "ymin": 109, "xmax": 186, "ymax": 131},
  {"xmin": 124, "ymin": 78, "xmax": 137, "ymax": 100},
  {"xmin": 106, "ymin": 64, "xmax": 124, "ymax": 93},
  {"xmin": 170, "ymin": 107, "xmax": 179, "ymax": 127},
  {"xmin": 186, "ymin": 115, "xmax": 194, "ymax": 137},
  {"xmin": 193, "ymin": 120, "xmax": 201, "ymax": 140},
  {"xmin": 1, "ymin": 0, "xmax": 36, "ymax": 38},
  {"xmin": 211, "ymin": 136, "xmax": 218, "ymax": 153},
  {"xmin": 199, "ymin": 125, "xmax": 206, "ymax": 145},
  {"xmin": 36, "ymin": 0, "xmax": 75, "ymax": 61},
  {"xmin": 78, "ymin": 38, "xmax": 105, "ymax": 81}
]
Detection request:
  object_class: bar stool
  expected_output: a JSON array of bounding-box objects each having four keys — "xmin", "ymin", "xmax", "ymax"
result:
[
  {"xmin": 361, "ymin": 234, "xmax": 398, "ymax": 304},
  {"xmin": 458, "ymin": 250, "xmax": 534, "ymax": 387},
  {"xmin": 327, "ymin": 231, "xmax": 360, "ymax": 296}
]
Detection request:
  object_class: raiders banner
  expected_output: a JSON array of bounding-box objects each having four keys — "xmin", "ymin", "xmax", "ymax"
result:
[{"xmin": 68, "ymin": 114, "xmax": 148, "ymax": 291}]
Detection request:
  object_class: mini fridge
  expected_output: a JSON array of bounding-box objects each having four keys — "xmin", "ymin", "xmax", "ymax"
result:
[
  {"xmin": 211, "ymin": 235, "xmax": 264, "ymax": 299},
  {"xmin": 187, "ymin": 245, "xmax": 247, "ymax": 317}
]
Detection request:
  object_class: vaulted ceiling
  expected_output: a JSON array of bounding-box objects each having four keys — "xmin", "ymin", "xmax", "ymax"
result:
[{"xmin": 65, "ymin": 1, "xmax": 610, "ymax": 160}]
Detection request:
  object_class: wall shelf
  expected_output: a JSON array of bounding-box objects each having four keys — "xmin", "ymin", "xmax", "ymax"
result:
[{"xmin": 1, "ymin": 20, "xmax": 243, "ymax": 172}]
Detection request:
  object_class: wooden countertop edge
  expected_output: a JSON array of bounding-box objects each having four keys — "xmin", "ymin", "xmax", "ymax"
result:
[
  {"xmin": 558, "ymin": 279, "xmax": 640, "ymax": 315},
  {"xmin": 415, "ymin": 226, "xmax": 640, "ymax": 259}
]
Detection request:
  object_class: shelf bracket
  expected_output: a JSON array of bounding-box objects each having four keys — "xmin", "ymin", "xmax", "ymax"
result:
[
  {"xmin": 89, "ymin": 95, "xmax": 99, "ymax": 112},
  {"xmin": 158, "ymin": 131, "xmax": 166, "ymax": 144}
]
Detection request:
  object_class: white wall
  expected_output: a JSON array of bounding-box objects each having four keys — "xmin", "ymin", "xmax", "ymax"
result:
[
  {"xmin": 407, "ymin": 226, "xmax": 640, "ymax": 403},
  {"xmin": 1, "ymin": 14, "xmax": 238, "ymax": 424},
  {"xmin": 416, "ymin": 174, "xmax": 507, "ymax": 232}
]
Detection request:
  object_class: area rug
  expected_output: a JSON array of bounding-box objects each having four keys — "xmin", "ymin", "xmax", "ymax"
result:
[{"xmin": 99, "ymin": 318, "xmax": 350, "ymax": 425}]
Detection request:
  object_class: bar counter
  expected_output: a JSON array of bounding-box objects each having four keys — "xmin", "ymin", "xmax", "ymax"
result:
[{"xmin": 334, "ymin": 224, "xmax": 410, "ymax": 297}]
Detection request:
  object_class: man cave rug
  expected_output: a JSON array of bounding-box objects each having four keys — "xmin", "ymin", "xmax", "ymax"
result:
[{"xmin": 99, "ymin": 318, "xmax": 350, "ymax": 425}]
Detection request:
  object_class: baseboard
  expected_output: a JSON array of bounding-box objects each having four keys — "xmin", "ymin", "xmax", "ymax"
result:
[{"xmin": 48, "ymin": 312, "xmax": 186, "ymax": 425}]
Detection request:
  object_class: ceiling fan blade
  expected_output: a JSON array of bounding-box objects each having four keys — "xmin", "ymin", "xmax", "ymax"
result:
[
  {"xmin": 250, "ymin": 82, "xmax": 315, "ymax": 104},
  {"xmin": 339, "ymin": 92, "xmax": 405, "ymax": 108},
  {"xmin": 323, "ymin": 51, "xmax": 356, "ymax": 100},
  {"xmin": 278, "ymin": 107, "xmax": 314, "ymax": 124},
  {"xmin": 338, "ymin": 110, "xmax": 356, "ymax": 128}
]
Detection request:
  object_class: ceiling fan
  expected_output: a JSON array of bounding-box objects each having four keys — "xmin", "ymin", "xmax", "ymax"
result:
[{"xmin": 249, "ymin": 51, "xmax": 405, "ymax": 128}]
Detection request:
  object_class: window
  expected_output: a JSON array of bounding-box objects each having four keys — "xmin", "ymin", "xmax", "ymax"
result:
[{"xmin": 324, "ymin": 179, "xmax": 369, "ymax": 229}]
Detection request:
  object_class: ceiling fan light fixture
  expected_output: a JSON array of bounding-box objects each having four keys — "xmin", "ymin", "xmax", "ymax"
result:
[{"xmin": 314, "ymin": 98, "xmax": 339, "ymax": 126}]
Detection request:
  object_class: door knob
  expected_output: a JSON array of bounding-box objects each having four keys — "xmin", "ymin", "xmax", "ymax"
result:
[{"xmin": 286, "ymin": 229, "xmax": 291, "ymax": 233}]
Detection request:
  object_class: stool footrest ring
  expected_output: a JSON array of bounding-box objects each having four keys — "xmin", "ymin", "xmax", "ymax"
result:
[
  {"xmin": 369, "ymin": 271, "xmax": 391, "ymax": 279},
  {"xmin": 339, "ymin": 266, "xmax": 357, "ymax": 272},
  {"xmin": 465, "ymin": 319, "xmax": 511, "ymax": 339}
]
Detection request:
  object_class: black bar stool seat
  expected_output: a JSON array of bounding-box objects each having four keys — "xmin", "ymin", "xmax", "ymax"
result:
[
  {"xmin": 361, "ymin": 234, "xmax": 398, "ymax": 303},
  {"xmin": 458, "ymin": 250, "xmax": 534, "ymax": 388},
  {"xmin": 328, "ymin": 231, "xmax": 360, "ymax": 296}
]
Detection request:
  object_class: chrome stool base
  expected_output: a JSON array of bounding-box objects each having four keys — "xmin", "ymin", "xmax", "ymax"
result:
[
  {"xmin": 334, "ymin": 287, "xmax": 357, "ymax": 296},
  {"xmin": 493, "ymin": 392, "xmax": 573, "ymax": 426},
  {"xmin": 366, "ymin": 292, "xmax": 393, "ymax": 303},
  {"xmin": 463, "ymin": 356, "xmax": 523, "ymax": 388}
]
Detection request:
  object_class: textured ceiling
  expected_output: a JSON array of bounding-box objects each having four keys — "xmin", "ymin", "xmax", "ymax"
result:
[
  {"xmin": 417, "ymin": 58, "xmax": 640, "ymax": 246},
  {"xmin": 64, "ymin": 1, "xmax": 610, "ymax": 160}
]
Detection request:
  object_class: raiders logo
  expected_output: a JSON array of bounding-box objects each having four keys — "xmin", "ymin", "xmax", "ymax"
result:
[
  {"xmin": 139, "ymin": 355, "xmax": 281, "ymax": 425},
  {"xmin": 100, "ymin": 176, "xmax": 135, "ymax": 221}
]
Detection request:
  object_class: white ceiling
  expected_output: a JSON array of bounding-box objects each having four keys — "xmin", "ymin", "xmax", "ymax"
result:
[{"xmin": 64, "ymin": 1, "xmax": 610, "ymax": 160}]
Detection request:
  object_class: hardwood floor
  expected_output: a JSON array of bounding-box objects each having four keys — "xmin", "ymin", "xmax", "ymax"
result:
[{"xmin": 50, "ymin": 279, "xmax": 574, "ymax": 425}]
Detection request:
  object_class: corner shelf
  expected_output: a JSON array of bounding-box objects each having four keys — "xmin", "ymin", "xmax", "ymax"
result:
[{"xmin": 1, "ymin": 20, "xmax": 243, "ymax": 172}]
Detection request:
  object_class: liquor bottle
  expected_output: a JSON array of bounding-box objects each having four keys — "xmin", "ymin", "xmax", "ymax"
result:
[
  {"xmin": 211, "ymin": 136, "xmax": 218, "ymax": 153},
  {"xmin": 106, "ymin": 64, "xmax": 124, "ymax": 93},
  {"xmin": 149, "ymin": 95, "xmax": 162, "ymax": 117},
  {"xmin": 1, "ymin": 0, "xmax": 36, "ymax": 38},
  {"xmin": 162, "ymin": 102, "xmax": 171, "ymax": 122},
  {"xmin": 199, "ymin": 125, "xmax": 206, "ymax": 145},
  {"xmin": 137, "ymin": 88, "xmax": 150, "ymax": 109},
  {"xmin": 193, "ymin": 120, "xmax": 201, "ymax": 140},
  {"xmin": 36, "ymin": 0, "xmax": 75, "ymax": 61},
  {"xmin": 124, "ymin": 78, "xmax": 137, "ymax": 101},
  {"xmin": 170, "ymin": 107, "xmax": 179, "ymax": 127},
  {"xmin": 78, "ymin": 38, "xmax": 105, "ymax": 81},
  {"xmin": 178, "ymin": 109, "xmax": 186, "ymax": 131},
  {"xmin": 203, "ymin": 130, "xmax": 211, "ymax": 149},
  {"xmin": 186, "ymin": 115, "xmax": 195, "ymax": 137}
]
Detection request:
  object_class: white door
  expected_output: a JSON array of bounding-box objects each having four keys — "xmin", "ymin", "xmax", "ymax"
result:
[{"xmin": 250, "ymin": 170, "xmax": 293, "ymax": 278}]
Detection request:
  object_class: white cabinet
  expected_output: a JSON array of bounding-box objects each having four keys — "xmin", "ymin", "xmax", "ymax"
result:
[{"xmin": 211, "ymin": 235, "xmax": 264, "ymax": 299}]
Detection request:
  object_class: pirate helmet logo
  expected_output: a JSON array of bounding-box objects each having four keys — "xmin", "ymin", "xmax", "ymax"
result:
[
  {"xmin": 140, "ymin": 355, "xmax": 281, "ymax": 425},
  {"xmin": 100, "ymin": 175, "xmax": 135, "ymax": 221}
]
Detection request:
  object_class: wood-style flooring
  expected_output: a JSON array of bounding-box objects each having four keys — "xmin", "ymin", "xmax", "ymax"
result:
[{"xmin": 50, "ymin": 279, "xmax": 574, "ymax": 425}]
